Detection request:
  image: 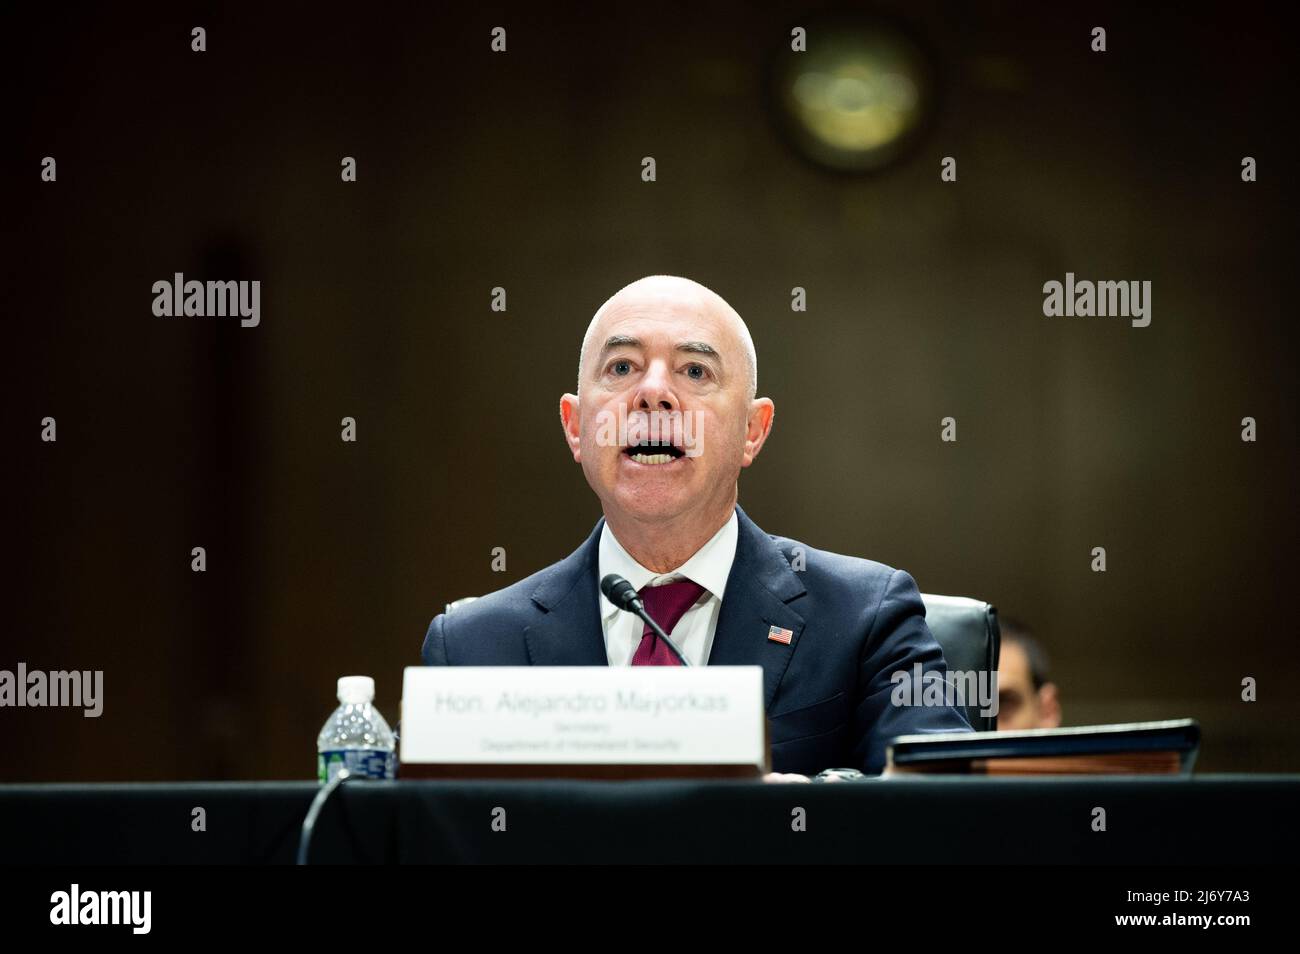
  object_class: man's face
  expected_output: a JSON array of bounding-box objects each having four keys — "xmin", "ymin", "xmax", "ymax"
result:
[
  {"xmin": 560, "ymin": 284, "xmax": 772, "ymax": 529},
  {"xmin": 996, "ymin": 642, "xmax": 1060, "ymax": 731}
]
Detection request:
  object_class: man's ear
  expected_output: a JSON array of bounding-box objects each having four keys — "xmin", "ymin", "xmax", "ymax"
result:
[
  {"xmin": 559, "ymin": 393, "xmax": 582, "ymax": 462},
  {"xmin": 1037, "ymin": 683, "xmax": 1061, "ymax": 729},
  {"xmin": 740, "ymin": 397, "xmax": 775, "ymax": 468}
]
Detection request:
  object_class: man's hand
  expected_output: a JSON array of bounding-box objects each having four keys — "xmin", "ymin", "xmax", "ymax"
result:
[{"xmin": 762, "ymin": 772, "xmax": 811, "ymax": 783}]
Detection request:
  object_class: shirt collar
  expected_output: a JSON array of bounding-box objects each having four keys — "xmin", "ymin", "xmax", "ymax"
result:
[{"xmin": 597, "ymin": 509, "xmax": 739, "ymax": 622}]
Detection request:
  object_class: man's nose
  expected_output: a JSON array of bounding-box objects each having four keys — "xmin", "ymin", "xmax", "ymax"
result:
[{"xmin": 633, "ymin": 361, "xmax": 677, "ymax": 411}]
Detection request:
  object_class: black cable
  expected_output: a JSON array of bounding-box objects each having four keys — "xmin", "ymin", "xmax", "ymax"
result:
[{"xmin": 297, "ymin": 768, "xmax": 354, "ymax": 865}]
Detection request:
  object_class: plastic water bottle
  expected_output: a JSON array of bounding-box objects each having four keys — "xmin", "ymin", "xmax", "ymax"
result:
[{"xmin": 316, "ymin": 676, "xmax": 396, "ymax": 783}]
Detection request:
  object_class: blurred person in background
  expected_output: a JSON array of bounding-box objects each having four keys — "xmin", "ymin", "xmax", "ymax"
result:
[{"xmin": 996, "ymin": 618, "xmax": 1061, "ymax": 731}]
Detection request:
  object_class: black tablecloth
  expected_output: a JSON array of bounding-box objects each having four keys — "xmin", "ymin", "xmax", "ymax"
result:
[{"xmin": 2, "ymin": 775, "xmax": 1295, "ymax": 864}]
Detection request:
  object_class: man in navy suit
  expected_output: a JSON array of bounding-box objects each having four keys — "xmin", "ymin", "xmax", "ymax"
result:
[{"xmin": 422, "ymin": 275, "xmax": 972, "ymax": 775}]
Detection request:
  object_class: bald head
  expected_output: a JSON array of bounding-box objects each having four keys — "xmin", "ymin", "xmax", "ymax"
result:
[
  {"xmin": 577, "ymin": 276, "xmax": 757, "ymax": 399},
  {"xmin": 559, "ymin": 274, "xmax": 776, "ymax": 561}
]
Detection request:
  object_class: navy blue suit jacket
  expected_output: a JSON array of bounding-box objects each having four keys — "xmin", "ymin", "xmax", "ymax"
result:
[{"xmin": 421, "ymin": 505, "xmax": 972, "ymax": 774}]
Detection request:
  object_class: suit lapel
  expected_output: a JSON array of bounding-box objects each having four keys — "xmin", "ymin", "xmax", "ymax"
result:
[
  {"xmin": 523, "ymin": 517, "xmax": 609, "ymax": 666},
  {"xmin": 706, "ymin": 506, "xmax": 807, "ymax": 709},
  {"xmin": 522, "ymin": 506, "xmax": 808, "ymax": 695}
]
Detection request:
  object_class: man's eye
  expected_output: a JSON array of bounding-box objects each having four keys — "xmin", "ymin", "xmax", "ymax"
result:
[
  {"xmin": 611, "ymin": 360, "xmax": 632, "ymax": 376},
  {"xmin": 685, "ymin": 364, "xmax": 706, "ymax": 380}
]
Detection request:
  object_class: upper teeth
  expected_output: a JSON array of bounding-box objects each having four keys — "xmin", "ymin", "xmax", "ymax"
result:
[{"xmin": 630, "ymin": 453, "xmax": 674, "ymax": 465}]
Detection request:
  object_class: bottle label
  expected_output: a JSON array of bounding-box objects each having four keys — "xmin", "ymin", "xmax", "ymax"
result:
[{"xmin": 318, "ymin": 749, "xmax": 395, "ymax": 783}]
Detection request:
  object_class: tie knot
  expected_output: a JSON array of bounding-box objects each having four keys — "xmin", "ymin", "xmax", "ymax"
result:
[{"xmin": 638, "ymin": 578, "xmax": 707, "ymax": 634}]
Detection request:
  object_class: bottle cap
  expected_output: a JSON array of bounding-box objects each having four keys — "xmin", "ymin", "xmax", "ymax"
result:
[{"xmin": 337, "ymin": 675, "xmax": 375, "ymax": 704}]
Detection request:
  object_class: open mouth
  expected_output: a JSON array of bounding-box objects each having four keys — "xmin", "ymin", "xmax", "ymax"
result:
[{"xmin": 622, "ymin": 440, "xmax": 686, "ymax": 465}]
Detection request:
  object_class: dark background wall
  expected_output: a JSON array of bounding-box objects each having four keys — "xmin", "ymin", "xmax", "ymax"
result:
[{"xmin": 6, "ymin": 1, "xmax": 1296, "ymax": 780}]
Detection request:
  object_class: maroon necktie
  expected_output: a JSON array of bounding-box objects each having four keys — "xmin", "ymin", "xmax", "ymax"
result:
[{"xmin": 631, "ymin": 578, "xmax": 707, "ymax": 666}]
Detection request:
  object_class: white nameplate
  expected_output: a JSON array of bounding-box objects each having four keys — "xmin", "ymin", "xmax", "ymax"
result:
[{"xmin": 400, "ymin": 666, "xmax": 766, "ymax": 773}]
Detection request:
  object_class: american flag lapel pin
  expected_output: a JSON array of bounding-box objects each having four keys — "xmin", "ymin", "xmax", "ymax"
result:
[{"xmin": 767, "ymin": 625, "xmax": 793, "ymax": 645}]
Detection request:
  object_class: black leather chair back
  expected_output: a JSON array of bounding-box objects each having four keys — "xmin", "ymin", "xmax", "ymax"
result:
[{"xmin": 919, "ymin": 593, "xmax": 1001, "ymax": 732}]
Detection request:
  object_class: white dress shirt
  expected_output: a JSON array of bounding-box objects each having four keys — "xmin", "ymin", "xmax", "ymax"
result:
[{"xmin": 597, "ymin": 510, "xmax": 739, "ymax": 666}]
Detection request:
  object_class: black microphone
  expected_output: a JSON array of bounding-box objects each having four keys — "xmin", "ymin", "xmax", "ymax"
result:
[{"xmin": 600, "ymin": 573, "xmax": 691, "ymax": 666}]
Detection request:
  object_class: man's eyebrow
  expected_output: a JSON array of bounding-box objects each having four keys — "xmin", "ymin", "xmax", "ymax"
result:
[
  {"xmin": 593, "ymin": 335, "xmax": 723, "ymax": 367},
  {"xmin": 597, "ymin": 335, "xmax": 642, "ymax": 359},
  {"xmin": 677, "ymin": 341, "xmax": 721, "ymax": 362}
]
